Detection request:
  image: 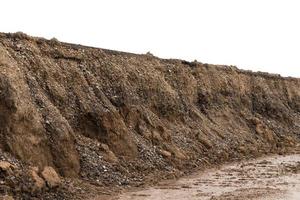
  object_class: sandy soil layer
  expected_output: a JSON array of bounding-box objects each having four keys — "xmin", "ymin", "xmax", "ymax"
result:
[{"xmin": 115, "ymin": 154, "xmax": 300, "ymax": 200}]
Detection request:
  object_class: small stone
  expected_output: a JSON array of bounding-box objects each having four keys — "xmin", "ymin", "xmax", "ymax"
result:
[
  {"xmin": 100, "ymin": 143, "xmax": 110, "ymax": 152},
  {"xmin": 174, "ymin": 151, "xmax": 187, "ymax": 160},
  {"xmin": 160, "ymin": 150, "xmax": 172, "ymax": 158},
  {"xmin": 152, "ymin": 131, "xmax": 163, "ymax": 142},
  {"xmin": 255, "ymin": 124, "xmax": 265, "ymax": 135},
  {"xmin": 41, "ymin": 166, "xmax": 61, "ymax": 188}
]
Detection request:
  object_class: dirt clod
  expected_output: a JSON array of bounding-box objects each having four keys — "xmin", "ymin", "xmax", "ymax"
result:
[
  {"xmin": 29, "ymin": 167, "xmax": 46, "ymax": 192},
  {"xmin": 0, "ymin": 162, "xmax": 15, "ymax": 175},
  {"xmin": 41, "ymin": 166, "xmax": 61, "ymax": 188}
]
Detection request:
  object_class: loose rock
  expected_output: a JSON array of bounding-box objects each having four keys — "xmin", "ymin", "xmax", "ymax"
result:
[{"xmin": 41, "ymin": 167, "xmax": 61, "ymax": 188}]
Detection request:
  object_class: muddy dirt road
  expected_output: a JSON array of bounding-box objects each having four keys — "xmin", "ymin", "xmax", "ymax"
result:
[{"xmin": 114, "ymin": 154, "xmax": 300, "ymax": 200}]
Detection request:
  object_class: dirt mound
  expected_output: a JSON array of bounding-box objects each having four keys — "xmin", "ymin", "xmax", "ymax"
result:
[{"xmin": 0, "ymin": 32, "xmax": 299, "ymax": 199}]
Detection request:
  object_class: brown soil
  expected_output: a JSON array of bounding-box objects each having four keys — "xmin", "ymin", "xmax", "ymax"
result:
[{"xmin": 0, "ymin": 32, "xmax": 299, "ymax": 199}]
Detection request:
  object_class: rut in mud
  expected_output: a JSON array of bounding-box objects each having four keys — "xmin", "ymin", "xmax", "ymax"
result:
[
  {"xmin": 0, "ymin": 32, "xmax": 299, "ymax": 199},
  {"xmin": 117, "ymin": 154, "xmax": 300, "ymax": 200}
]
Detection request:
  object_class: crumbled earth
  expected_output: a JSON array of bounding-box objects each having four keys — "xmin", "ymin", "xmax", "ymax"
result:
[{"xmin": 0, "ymin": 32, "xmax": 299, "ymax": 199}]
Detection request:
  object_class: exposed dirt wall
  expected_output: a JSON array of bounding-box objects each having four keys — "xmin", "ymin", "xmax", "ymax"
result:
[{"xmin": 0, "ymin": 32, "xmax": 299, "ymax": 199}]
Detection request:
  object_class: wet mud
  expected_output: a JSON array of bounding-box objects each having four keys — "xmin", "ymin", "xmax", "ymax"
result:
[{"xmin": 116, "ymin": 154, "xmax": 300, "ymax": 200}]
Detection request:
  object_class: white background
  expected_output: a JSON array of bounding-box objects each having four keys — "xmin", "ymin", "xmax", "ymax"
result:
[{"xmin": 1, "ymin": 0, "xmax": 300, "ymax": 77}]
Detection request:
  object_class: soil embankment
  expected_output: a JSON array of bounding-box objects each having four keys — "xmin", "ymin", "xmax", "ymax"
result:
[{"xmin": 0, "ymin": 32, "xmax": 299, "ymax": 199}]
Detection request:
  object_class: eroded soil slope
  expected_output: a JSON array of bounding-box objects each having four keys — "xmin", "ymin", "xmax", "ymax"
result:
[{"xmin": 0, "ymin": 32, "xmax": 299, "ymax": 199}]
